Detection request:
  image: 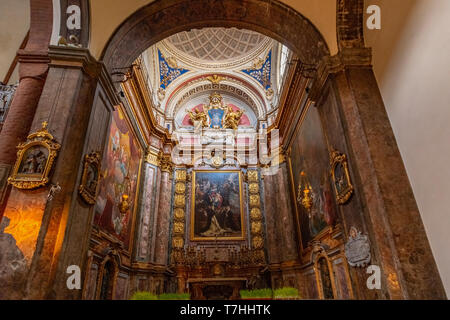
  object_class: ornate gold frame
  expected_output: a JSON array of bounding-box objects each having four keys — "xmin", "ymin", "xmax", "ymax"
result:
[
  {"xmin": 314, "ymin": 251, "xmax": 338, "ymax": 300},
  {"xmin": 190, "ymin": 170, "xmax": 245, "ymax": 241},
  {"xmin": 8, "ymin": 122, "xmax": 61, "ymax": 190},
  {"xmin": 79, "ymin": 152, "xmax": 102, "ymax": 205},
  {"xmin": 330, "ymin": 150, "xmax": 354, "ymax": 204}
]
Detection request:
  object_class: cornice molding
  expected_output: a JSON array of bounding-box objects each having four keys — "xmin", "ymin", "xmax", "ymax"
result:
[{"xmin": 309, "ymin": 47, "xmax": 372, "ymax": 102}]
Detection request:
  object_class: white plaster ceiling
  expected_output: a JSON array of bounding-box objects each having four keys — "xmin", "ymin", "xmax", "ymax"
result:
[
  {"xmin": 139, "ymin": 27, "xmax": 292, "ymax": 132},
  {"xmin": 165, "ymin": 28, "xmax": 268, "ymax": 63}
]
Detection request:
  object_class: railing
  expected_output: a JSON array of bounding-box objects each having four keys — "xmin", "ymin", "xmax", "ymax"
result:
[{"xmin": 0, "ymin": 84, "xmax": 18, "ymax": 130}]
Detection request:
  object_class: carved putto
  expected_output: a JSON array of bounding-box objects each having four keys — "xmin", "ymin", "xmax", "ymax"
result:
[
  {"xmin": 185, "ymin": 92, "xmax": 245, "ymax": 130},
  {"xmin": 186, "ymin": 107, "xmax": 208, "ymax": 131},
  {"xmin": 8, "ymin": 122, "xmax": 61, "ymax": 190},
  {"xmin": 223, "ymin": 106, "xmax": 244, "ymax": 130}
]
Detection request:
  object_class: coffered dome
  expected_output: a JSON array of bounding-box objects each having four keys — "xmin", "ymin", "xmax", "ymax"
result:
[{"xmin": 165, "ymin": 27, "xmax": 268, "ymax": 62}]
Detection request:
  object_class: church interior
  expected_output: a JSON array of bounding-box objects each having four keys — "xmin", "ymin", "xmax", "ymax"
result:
[{"xmin": 0, "ymin": 0, "xmax": 449, "ymax": 300}]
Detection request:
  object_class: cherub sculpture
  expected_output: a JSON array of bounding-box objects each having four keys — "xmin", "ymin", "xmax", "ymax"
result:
[
  {"xmin": 223, "ymin": 106, "xmax": 244, "ymax": 130},
  {"xmin": 186, "ymin": 107, "xmax": 208, "ymax": 131}
]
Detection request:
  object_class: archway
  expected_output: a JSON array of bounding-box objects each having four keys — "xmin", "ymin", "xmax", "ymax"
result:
[
  {"xmin": 101, "ymin": 0, "xmax": 330, "ymax": 71},
  {"xmin": 0, "ymin": 0, "xmax": 445, "ymax": 301}
]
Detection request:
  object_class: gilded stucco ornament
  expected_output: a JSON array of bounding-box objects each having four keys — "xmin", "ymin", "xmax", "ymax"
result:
[
  {"xmin": 297, "ymin": 171, "xmax": 315, "ymax": 214},
  {"xmin": 344, "ymin": 226, "xmax": 371, "ymax": 268},
  {"xmin": 8, "ymin": 122, "xmax": 61, "ymax": 190},
  {"xmin": 330, "ymin": 150, "xmax": 354, "ymax": 204}
]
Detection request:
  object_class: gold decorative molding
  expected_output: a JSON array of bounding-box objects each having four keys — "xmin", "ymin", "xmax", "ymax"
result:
[
  {"xmin": 8, "ymin": 122, "xmax": 61, "ymax": 190},
  {"xmin": 171, "ymin": 169, "xmax": 188, "ymax": 256},
  {"xmin": 145, "ymin": 149, "xmax": 161, "ymax": 166},
  {"xmin": 330, "ymin": 150, "xmax": 354, "ymax": 204},
  {"xmin": 206, "ymin": 74, "xmax": 225, "ymax": 84},
  {"xmin": 160, "ymin": 153, "xmax": 174, "ymax": 173},
  {"xmin": 247, "ymin": 170, "xmax": 265, "ymax": 262},
  {"xmin": 78, "ymin": 151, "xmax": 102, "ymax": 205},
  {"xmin": 247, "ymin": 170, "xmax": 258, "ymax": 183}
]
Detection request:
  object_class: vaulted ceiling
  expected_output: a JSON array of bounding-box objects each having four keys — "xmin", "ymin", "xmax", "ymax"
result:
[
  {"xmin": 164, "ymin": 28, "xmax": 268, "ymax": 62},
  {"xmin": 139, "ymin": 27, "xmax": 291, "ymax": 133}
]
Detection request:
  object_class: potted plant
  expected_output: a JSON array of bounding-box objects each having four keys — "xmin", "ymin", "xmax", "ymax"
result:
[
  {"xmin": 158, "ymin": 293, "xmax": 191, "ymax": 300},
  {"xmin": 130, "ymin": 291, "xmax": 158, "ymax": 300},
  {"xmin": 240, "ymin": 288, "xmax": 273, "ymax": 300},
  {"xmin": 273, "ymin": 287, "xmax": 300, "ymax": 300}
]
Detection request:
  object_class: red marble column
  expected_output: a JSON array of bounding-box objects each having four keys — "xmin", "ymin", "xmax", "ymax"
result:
[
  {"xmin": 0, "ymin": 52, "xmax": 49, "ymax": 217},
  {"xmin": 0, "ymin": 0, "xmax": 53, "ymax": 217},
  {"xmin": 154, "ymin": 167, "xmax": 173, "ymax": 265}
]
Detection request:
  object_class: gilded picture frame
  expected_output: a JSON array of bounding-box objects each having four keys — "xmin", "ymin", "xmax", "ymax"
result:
[
  {"xmin": 8, "ymin": 122, "xmax": 61, "ymax": 190},
  {"xmin": 190, "ymin": 170, "xmax": 245, "ymax": 241},
  {"xmin": 330, "ymin": 150, "xmax": 354, "ymax": 204},
  {"xmin": 79, "ymin": 151, "xmax": 102, "ymax": 205}
]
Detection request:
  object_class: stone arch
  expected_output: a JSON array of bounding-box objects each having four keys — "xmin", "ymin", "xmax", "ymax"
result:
[{"xmin": 100, "ymin": 0, "xmax": 331, "ymax": 71}]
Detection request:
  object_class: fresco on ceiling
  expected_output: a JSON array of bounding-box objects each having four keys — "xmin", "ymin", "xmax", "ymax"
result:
[
  {"xmin": 241, "ymin": 50, "xmax": 271, "ymax": 89},
  {"xmin": 191, "ymin": 171, "xmax": 244, "ymax": 241},
  {"xmin": 182, "ymin": 104, "xmax": 251, "ymax": 127},
  {"xmin": 290, "ymin": 106, "xmax": 337, "ymax": 249},
  {"xmin": 94, "ymin": 108, "xmax": 142, "ymax": 251},
  {"xmin": 158, "ymin": 49, "xmax": 189, "ymax": 89}
]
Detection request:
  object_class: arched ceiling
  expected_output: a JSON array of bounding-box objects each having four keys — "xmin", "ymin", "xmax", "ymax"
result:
[
  {"xmin": 139, "ymin": 27, "xmax": 286, "ymax": 132},
  {"xmin": 89, "ymin": 0, "xmax": 338, "ymax": 59},
  {"xmin": 164, "ymin": 28, "xmax": 268, "ymax": 63}
]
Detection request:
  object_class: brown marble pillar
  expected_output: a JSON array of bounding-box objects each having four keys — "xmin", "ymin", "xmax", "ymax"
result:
[
  {"xmin": 262, "ymin": 161, "xmax": 299, "ymax": 265},
  {"xmin": 322, "ymin": 48, "xmax": 446, "ymax": 299},
  {"xmin": 0, "ymin": 52, "xmax": 49, "ymax": 212},
  {"xmin": 0, "ymin": 46, "xmax": 107, "ymax": 299}
]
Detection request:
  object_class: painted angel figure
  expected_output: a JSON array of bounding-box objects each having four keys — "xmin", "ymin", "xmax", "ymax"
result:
[
  {"xmin": 223, "ymin": 106, "xmax": 244, "ymax": 130},
  {"xmin": 186, "ymin": 107, "xmax": 208, "ymax": 131}
]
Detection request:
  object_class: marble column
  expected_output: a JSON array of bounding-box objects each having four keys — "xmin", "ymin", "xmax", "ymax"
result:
[
  {"xmin": 0, "ymin": 46, "xmax": 109, "ymax": 299},
  {"xmin": 135, "ymin": 153, "xmax": 161, "ymax": 263},
  {"xmin": 318, "ymin": 48, "xmax": 446, "ymax": 299},
  {"xmin": 154, "ymin": 155, "xmax": 173, "ymax": 265},
  {"xmin": 0, "ymin": 52, "xmax": 49, "ymax": 211},
  {"xmin": 262, "ymin": 160, "xmax": 299, "ymax": 265}
]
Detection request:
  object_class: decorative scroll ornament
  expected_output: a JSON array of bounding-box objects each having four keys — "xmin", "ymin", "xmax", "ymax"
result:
[
  {"xmin": 241, "ymin": 50, "xmax": 272, "ymax": 89},
  {"xmin": 158, "ymin": 49, "xmax": 189, "ymax": 89},
  {"xmin": 297, "ymin": 171, "xmax": 315, "ymax": 214},
  {"xmin": 345, "ymin": 227, "xmax": 371, "ymax": 268},
  {"xmin": 79, "ymin": 152, "xmax": 102, "ymax": 205},
  {"xmin": 206, "ymin": 74, "xmax": 225, "ymax": 84},
  {"xmin": 8, "ymin": 122, "xmax": 61, "ymax": 190},
  {"xmin": 330, "ymin": 150, "xmax": 354, "ymax": 204}
]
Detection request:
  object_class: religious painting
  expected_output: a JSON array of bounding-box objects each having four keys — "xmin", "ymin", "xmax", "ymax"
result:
[
  {"xmin": 8, "ymin": 122, "xmax": 61, "ymax": 190},
  {"xmin": 79, "ymin": 152, "xmax": 101, "ymax": 205},
  {"xmin": 94, "ymin": 108, "xmax": 142, "ymax": 251},
  {"xmin": 330, "ymin": 150, "xmax": 354, "ymax": 204},
  {"xmin": 289, "ymin": 107, "xmax": 338, "ymax": 249},
  {"xmin": 191, "ymin": 170, "xmax": 244, "ymax": 241}
]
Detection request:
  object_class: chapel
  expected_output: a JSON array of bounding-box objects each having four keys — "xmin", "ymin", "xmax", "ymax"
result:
[{"xmin": 0, "ymin": 0, "xmax": 448, "ymax": 300}]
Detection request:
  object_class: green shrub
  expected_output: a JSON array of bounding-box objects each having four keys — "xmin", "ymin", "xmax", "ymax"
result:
[
  {"xmin": 273, "ymin": 287, "xmax": 300, "ymax": 299},
  {"xmin": 158, "ymin": 293, "xmax": 190, "ymax": 300},
  {"xmin": 131, "ymin": 291, "xmax": 158, "ymax": 300},
  {"xmin": 240, "ymin": 288, "xmax": 273, "ymax": 299}
]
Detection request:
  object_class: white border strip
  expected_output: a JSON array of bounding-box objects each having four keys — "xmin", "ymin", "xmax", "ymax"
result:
[{"xmin": 50, "ymin": 0, "xmax": 61, "ymax": 45}]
